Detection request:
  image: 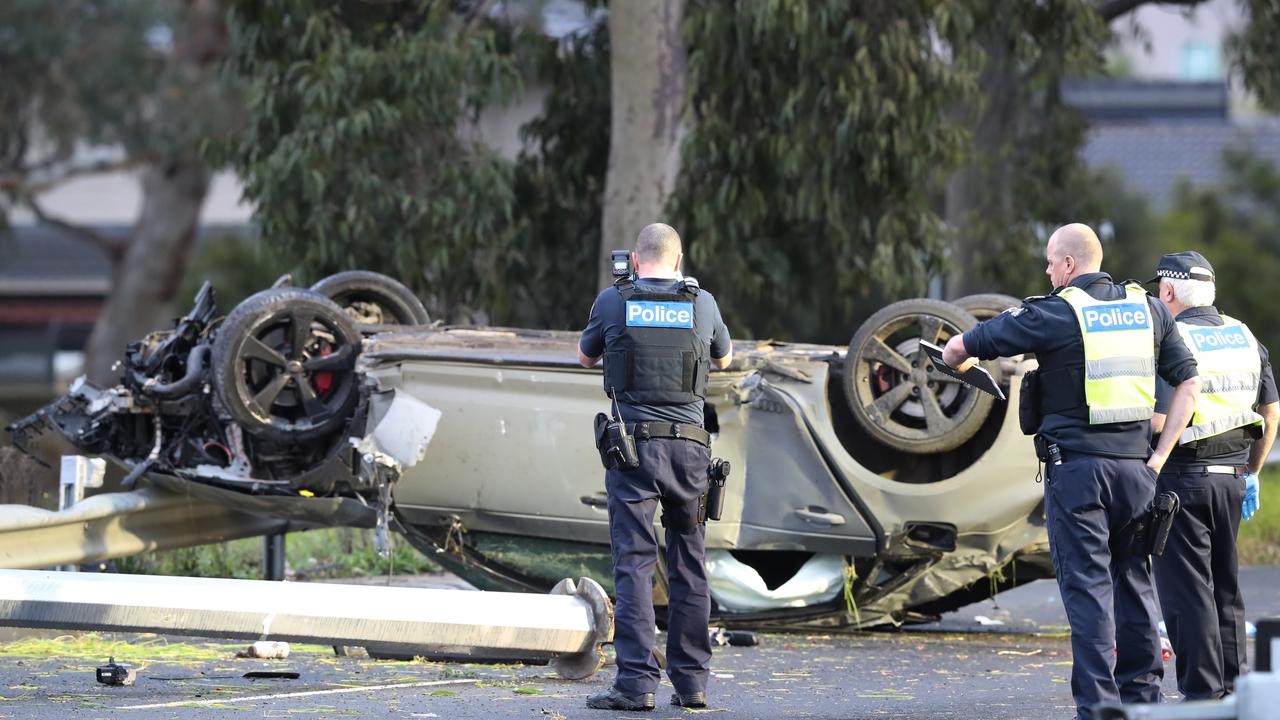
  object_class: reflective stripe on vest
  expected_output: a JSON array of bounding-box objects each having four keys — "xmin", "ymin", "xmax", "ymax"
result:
[
  {"xmin": 1058, "ymin": 282, "xmax": 1157, "ymax": 425},
  {"xmin": 1176, "ymin": 314, "xmax": 1263, "ymax": 444}
]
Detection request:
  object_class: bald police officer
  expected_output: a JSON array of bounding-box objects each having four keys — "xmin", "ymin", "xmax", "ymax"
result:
[
  {"xmin": 943, "ymin": 223, "xmax": 1201, "ymax": 720},
  {"xmin": 1147, "ymin": 251, "xmax": 1279, "ymax": 700},
  {"xmin": 578, "ymin": 223, "xmax": 732, "ymax": 711}
]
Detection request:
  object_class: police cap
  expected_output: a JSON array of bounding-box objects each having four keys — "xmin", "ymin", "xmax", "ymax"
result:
[{"xmin": 1147, "ymin": 250, "xmax": 1215, "ymax": 284}]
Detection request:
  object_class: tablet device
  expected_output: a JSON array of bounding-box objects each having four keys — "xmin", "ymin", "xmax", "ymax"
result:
[{"xmin": 918, "ymin": 340, "xmax": 1006, "ymax": 401}]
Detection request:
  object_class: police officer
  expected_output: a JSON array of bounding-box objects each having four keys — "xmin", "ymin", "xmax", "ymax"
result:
[
  {"xmin": 1146, "ymin": 251, "xmax": 1279, "ymax": 700},
  {"xmin": 577, "ymin": 223, "xmax": 732, "ymax": 711},
  {"xmin": 942, "ymin": 223, "xmax": 1201, "ymax": 720}
]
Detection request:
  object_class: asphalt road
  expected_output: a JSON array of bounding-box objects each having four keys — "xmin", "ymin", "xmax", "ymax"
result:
[{"xmin": 0, "ymin": 567, "xmax": 1273, "ymax": 720}]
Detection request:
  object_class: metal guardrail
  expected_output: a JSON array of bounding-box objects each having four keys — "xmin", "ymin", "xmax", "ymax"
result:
[{"xmin": 0, "ymin": 487, "xmax": 291, "ymax": 569}]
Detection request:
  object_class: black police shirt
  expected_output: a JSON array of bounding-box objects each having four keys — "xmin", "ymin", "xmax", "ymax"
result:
[
  {"xmin": 1153, "ymin": 305, "xmax": 1279, "ymax": 468},
  {"xmin": 579, "ymin": 277, "xmax": 732, "ymax": 426},
  {"xmin": 963, "ymin": 272, "xmax": 1199, "ymax": 459}
]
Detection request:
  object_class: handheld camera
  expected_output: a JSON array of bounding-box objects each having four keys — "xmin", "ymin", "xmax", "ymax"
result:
[{"xmin": 610, "ymin": 250, "xmax": 634, "ymax": 281}]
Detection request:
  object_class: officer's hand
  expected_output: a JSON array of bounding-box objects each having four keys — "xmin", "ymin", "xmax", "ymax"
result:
[
  {"xmin": 1243, "ymin": 472, "xmax": 1261, "ymax": 522},
  {"xmin": 1146, "ymin": 452, "xmax": 1167, "ymax": 476},
  {"xmin": 941, "ymin": 335, "xmax": 971, "ymax": 368}
]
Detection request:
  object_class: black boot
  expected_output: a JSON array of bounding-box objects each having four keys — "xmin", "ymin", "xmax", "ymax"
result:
[
  {"xmin": 586, "ymin": 686, "xmax": 656, "ymax": 711},
  {"xmin": 670, "ymin": 691, "xmax": 707, "ymax": 708}
]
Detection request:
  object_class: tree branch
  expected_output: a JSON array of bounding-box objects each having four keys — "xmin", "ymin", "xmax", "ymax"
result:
[
  {"xmin": 1094, "ymin": 0, "xmax": 1207, "ymax": 22},
  {"xmin": 0, "ymin": 157, "xmax": 145, "ymax": 196},
  {"xmin": 464, "ymin": 0, "xmax": 497, "ymax": 32},
  {"xmin": 21, "ymin": 193, "xmax": 128, "ymax": 260}
]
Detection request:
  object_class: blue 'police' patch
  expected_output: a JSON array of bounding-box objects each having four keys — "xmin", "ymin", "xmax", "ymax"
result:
[
  {"xmin": 1188, "ymin": 326, "xmax": 1250, "ymax": 352},
  {"xmin": 1081, "ymin": 303, "xmax": 1150, "ymax": 333},
  {"xmin": 626, "ymin": 301, "xmax": 693, "ymax": 328}
]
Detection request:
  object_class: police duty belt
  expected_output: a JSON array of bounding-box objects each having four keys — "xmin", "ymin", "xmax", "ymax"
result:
[{"xmin": 627, "ymin": 422, "xmax": 711, "ymax": 447}]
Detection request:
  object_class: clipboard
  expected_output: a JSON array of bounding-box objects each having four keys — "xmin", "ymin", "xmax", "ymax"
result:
[{"xmin": 918, "ymin": 340, "xmax": 1006, "ymax": 401}]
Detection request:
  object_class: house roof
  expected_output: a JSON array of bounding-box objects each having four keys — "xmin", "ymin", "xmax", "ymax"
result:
[
  {"xmin": 0, "ymin": 224, "xmax": 121, "ymax": 296},
  {"xmin": 1081, "ymin": 122, "xmax": 1280, "ymax": 209},
  {"xmin": 0, "ymin": 223, "xmax": 250, "ymax": 296}
]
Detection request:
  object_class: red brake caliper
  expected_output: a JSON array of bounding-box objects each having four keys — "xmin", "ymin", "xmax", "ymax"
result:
[{"xmin": 313, "ymin": 347, "xmax": 334, "ymax": 394}]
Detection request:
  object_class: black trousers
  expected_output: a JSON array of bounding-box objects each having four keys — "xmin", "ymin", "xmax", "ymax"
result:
[
  {"xmin": 1045, "ymin": 453, "xmax": 1164, "ymax": 720},
  {"xmin": 1152, "ymin": 466, "xmax": 1247, "ymax": 700},
  {"xmin": 604, "ymin": 437, "xmax": 712, "ymax": 698}
]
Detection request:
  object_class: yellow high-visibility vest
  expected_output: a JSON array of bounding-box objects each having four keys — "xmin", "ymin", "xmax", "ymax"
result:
[
  {"xmin": 1176, "ymin": 314, "xmax": 1263, "ymax": 444},
  {"xmin": 1058, "ymin": 282, "xmax": 1157, "ymax": 424}
]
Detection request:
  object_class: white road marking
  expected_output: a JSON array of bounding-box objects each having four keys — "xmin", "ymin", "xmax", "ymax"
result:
[{"xmin": 116, "ymin": 678, "xmax": 477, "ymax": 709}]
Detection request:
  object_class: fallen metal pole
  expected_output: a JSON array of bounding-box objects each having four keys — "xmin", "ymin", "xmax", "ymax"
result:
[{"xmin": 0, "ymin": 570, "xmax": 612, "ymax": 679}]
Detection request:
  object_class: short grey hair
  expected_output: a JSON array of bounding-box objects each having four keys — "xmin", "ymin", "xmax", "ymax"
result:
[
  {"xmin": 1163, "ymin": 277, "xmax": 1215, "ymax": 308},
  {"xmin": 635, "ymin": 223, "xmax": 682, "ymax": 264}
]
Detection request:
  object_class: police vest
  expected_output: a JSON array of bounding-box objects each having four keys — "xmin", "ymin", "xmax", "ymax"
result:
[
  {"xmin": 602, "ymin": 279, "xmax": 709, "ymax": 406},
  {"xmin": 1057, "ymin": 282, "xmax": 1157, "ymax": 425},
  {"xmin": 1176, "ymin": 314, "xmax": 1263, "ymax": 445}
]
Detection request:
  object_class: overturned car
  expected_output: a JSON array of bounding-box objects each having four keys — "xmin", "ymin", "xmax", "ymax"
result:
[{"xmin": 8, "ymin": 272, "xmax": 1048, "ymax": 628}]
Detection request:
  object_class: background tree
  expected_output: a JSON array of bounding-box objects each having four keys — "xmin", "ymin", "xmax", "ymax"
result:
[
  {"xmin": 670, "ymin": 0, "xmax": 977, "ymax": 342},
  {"xmin": 943, "ymin": 0, "xmax": 1108, "ymax": 299},
  {"xmin": 598, "ymin": 0, "xmax": 686, "ymax": 289},
  {"xmin": 225, "ymin": 0, "xmax": 519, "ymax": 323},
  {"xmin": 1158, "ymin": 151, "xmax": 1280, "ymax": 357},
  {"xmin": 0, "ymin": 0, "xmax": 234, "ymax": 385},
  {"xmin": 507, "ymin": 17, "xmax": 611, "ymax": 329},
  {"xmin": 941, "ymin": 0, "xmax": 1280, "ymax": 300}
]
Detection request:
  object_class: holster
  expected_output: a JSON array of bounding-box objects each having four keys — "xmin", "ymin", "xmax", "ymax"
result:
[
  {"xmin": 1032, "ymin": 433, "xmax": 1050, "ymax": 463},
  {"xmin": 1119, "ymin": 491, "xmax": 1181, "ymax": 559},
  {"xmin": 594, "ymin": 412, "xmax": 640, "ymax": 471},
  {"xmin": 1019, "ymin": 370, "xmax": 1041, "ymax": 436},
  {"xmin": 660, "ymin": 458, "xmax": 731, "ymax": 531},
  {"xmin": 705, "ymin": 458, "xmax": 730, "ymax": 522}
]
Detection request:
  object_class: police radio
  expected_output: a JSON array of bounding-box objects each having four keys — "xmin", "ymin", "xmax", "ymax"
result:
[
  {"xmin": 594, "ymin": 386, "xmax": 640, "ymax": 471},
  {"xmin": 610, "ymin": 250, "xmax": 634, "ymax": 281}
]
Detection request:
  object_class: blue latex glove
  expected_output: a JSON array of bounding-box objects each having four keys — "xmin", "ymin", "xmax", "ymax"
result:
[{"xmin": 1243, "ymin": 472, "xmax": 1260, "ymax": 522}]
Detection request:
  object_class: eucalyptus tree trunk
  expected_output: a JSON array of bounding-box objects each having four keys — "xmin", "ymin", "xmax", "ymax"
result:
[
  {"xmin": 82, "ymin": 0, "xmax": 224, "ymax": 385},
  {"xmin": 83, "ymin": 162, "xmax": 210, "ymax": 384},
  {"xmin": 599, "ymin": 0, "xmax": 687, "ymax": 289}
]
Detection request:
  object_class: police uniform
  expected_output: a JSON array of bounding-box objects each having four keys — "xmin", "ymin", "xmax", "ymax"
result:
[
  {"xmin": 579, "ymin": 275, "xmax": 731, "ymax": 709},
  {"xmin": 1147, "ymin": 253, "xmax": 1278, "ymax": 700},
  {"xmin": 963, "ymin": 271, "xmax": 1198, "ymax": 720}
]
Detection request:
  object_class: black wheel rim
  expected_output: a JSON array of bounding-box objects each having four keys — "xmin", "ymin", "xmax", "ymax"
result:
[
  {"xmin": 852, "ymin": 313, "xmax": 979, "ymax": 443},
  {"xmin": 235, "ymin": 308, "xmax": 356, "ymax": 431}
]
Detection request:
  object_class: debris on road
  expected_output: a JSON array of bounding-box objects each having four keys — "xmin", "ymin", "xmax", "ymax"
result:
[
  {"xmin": 238, "ymin": 641, "xmax": 291, "ymax": 659},
  {"xmin": 95, "ymin": 656, "xmax": 137, "ymax": 686},
  {"xmin": 243, "ymin": 670, "xmax": 300, "ymax": 679}
]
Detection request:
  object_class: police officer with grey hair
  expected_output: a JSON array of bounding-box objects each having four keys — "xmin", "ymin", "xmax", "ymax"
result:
[
  {"xmin": 943, "ymin": 223, "xmax": 1201, "ymax": 720},
  {"xmin": 1147, "ymin": 251, "xmax": 1279, "ymax": 700},
  {"xmin": 578, "ymin": 223, "xmax": 732, "ymax": 711}
]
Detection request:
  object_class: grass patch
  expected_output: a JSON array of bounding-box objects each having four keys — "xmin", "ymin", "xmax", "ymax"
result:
[
  {"xmin": 1239, "ymin": 474, "xmax": 1280, "ymax": 565},
  {"xmin": 113, "ymin": 527, "xmax": 439, "ymax": 579},
  {"xmin": 0, "ymin": 634, "xmax": 236, "ymax": 663},
  {"xmin": 0, "ymin": 634, "xmax": 332, "ymax": 663}
]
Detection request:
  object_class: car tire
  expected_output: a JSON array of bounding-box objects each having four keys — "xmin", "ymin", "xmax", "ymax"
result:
[
  {"xmin": 952, "ymin": 293, "xmax": 1022, "ymax": 321},
  {"xmin": 310, "ymin": 271, "xmax": 430, "ymax": 326},
  {"xmin": 844, "ymin": 298, "xmax": 995, "ymax": 454},
  {"xmin": 212, "ymin": 288, "xmax": 362, "ymax": 443}
]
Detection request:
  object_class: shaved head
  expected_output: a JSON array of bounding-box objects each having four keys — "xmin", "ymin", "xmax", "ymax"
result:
[
  {"xmin": 635, "ymin": 223, "xmax": 682, "ymax": 265},
  {"xmin": 1045, "ymin": 223, "xmax": 1103, "ymax": 288}
]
